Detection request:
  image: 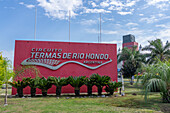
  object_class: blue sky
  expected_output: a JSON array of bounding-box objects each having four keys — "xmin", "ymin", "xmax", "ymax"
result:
[{"xmin": 0, "ymin": 0, "xmax": 170, "ymax": 64}]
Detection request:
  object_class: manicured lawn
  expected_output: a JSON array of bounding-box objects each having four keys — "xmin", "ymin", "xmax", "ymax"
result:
[{"xmin": 0, "ymin": 83, "xmax": 169, "ymax": 113}]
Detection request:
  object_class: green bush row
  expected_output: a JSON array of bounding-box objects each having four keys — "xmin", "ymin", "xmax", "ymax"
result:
[{"xmin": 9, "ymin": 74, "xmax": 122, "ymax": 97}]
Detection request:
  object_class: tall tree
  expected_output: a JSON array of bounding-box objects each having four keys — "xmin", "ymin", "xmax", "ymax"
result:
[
  {"xmin": 118, "ymin": 46, "xmax": 145, "ymax": 64},
  {"xmin": 142, "ymin": 39, "xmax": 170, "ymax": 64},
  {"xmin": 117, "ymin": 46, "xmax": 145, "ymax": 84},
  {"xmin": 0, "ymin": 54, "xmax": 14, "ymax": 106},
  {"xmin": 0, "ymin": 53, "xmax": 4, "ymax": 87}
]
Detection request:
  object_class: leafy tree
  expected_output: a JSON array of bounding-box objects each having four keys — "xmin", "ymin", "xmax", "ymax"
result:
[
  {"xmin": 105, "ymin": 81, "xmax": 122, "ymax": 95},
  {"xmin": 48, "ymin": 76, "xmax": 68, "ymax": 96},
  {"xmin": 90, "ymin": 74, "xmax": 111, "ymax": 95},
  {"xmin": 0, "ymin": 53, "xmax": 14, "ymax": 105},
  {"xmin": 121, "ymin": 60, "xmax": 139, "ymax": 85},
  {"xmin": 68, "ymin": 76, "xmax": 86, "ymax": 96},
  {"xmin": 37, "ymin": 77, "xmax": 52, "ymax": 96},
  {"xmin": 117, "ymin": 46, "xmax": 145, "ymax": 85},
  {"xmin": 137, "ymin": 60, "xmax": 170, "ymax": 103},
  {"xmin": 142, "ymin": 39, "xmax": 170, "ymax": 64},
  {"xmin": 0, "ymin": 53, "xmax": 3, "ymax": 87}
]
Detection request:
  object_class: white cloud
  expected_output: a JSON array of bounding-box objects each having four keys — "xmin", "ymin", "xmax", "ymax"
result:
[
  {"xmin": 139, "ymin": 14, "xmax": 144, "ymax": 16},
  {"xmin": 19, "ymin": 2, "xmax": 35, "ymax": 9},
  {"xmin": 86, "ymin": 28, "xmax": 118, "ymax": 35},
  {"xmin": 158, "ymin": 28, "xmax": 170, "ymax": 38},
  {"xmin": 84, "ymin": 8, "xmax": 111, "ymax": 13},
  {"xmin": 19, "ymin": 2, "xmax": 24, "ymax": 5},
  {"xmin": 104, "ymin": 17, "xmax": 114, "ymax": 21},
  {"xmin": 146, "ymin": 0, "xmax": 169, "ymax": 5},
  {"xmin": 80, "ymin": 19, "xmax": 97, "ymax": 25},
  {"xmin": 4, "ymin": 7, "xmax": 15, "ymax": 9},
  {"xmin": 145, "ymin": 0, "xmax": 170, "ymax": 10},
  {"xmin": 85, "ymin": 28, "xmax": 98, "ymax": 34},
  {"xmin": 37, "ymin": 0, "xmax": 83, "ymax": 19},
  {"xmin": 103, "ymin": 30, "xmax": 118, "ymax": 34},
  {"xmin": 108, "ymin": 0, "xmax": 139, "ymax": 12},
  {"xmin": 110, "ymin": 0, "xmax": 124, "ymax": 7},
  {"xmin": 126, "ymin": 22, "xmax": 138, "ymax": 26},
  {"xmin": 25, "ymin": 4, "xmax": 35, "ymax": 9},
  {"xmin": 117, "ymin": 11, "xmax": 132, "ymax": 15},
  {"xmin": 155, "ymin": 24, "xmax": 170, "ymax": 28},
  {"xmin": 140, "ymin": 14, "xmax": 170, "ymax": 23},
  {"xmin": 126, "ymin": 0, "xmax": 138, "ymax": 7},
  {"xmin": 134, "ymin": 27, "xmax": 170, "ymax": 48},
  {"xmin": 100, "ymin": 0, "xmax": 110, "ymax": 8},
  {"xmin": 91, "ymin": 2, "xmax": 98, "ymax": 8},
  {"xmin": 88, "ymin": 1, "xmax": 98, "ymax": 7}
]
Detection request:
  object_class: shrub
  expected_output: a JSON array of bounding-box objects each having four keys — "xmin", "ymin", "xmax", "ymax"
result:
[
  {"xmin": 90, "ymin": 74, "xmax": 111, "ymax": 95},
  {"xmin": 24, "ymin": 77, "xmax": 40, "ymax": 97},
  {"xmin": 37, "ymin": 77, "xmax": 52, "ymax": 96},
  {"xmin": 9, "ymin": 79, "xmax": 28, "ymax": 97},
  {"xmin": 84, "ymin": 76, "xmax": 95, "ymax": 96},
  {"xmin": 137, "ymin": 60, "xmax": 170, "ymax": 103},
  {"xmin": 105, "ymin": 81, "xmax": 122, "ymax": 95},
  {"xmin": 48, "ymin": 76, "xmax": 68, "ymax": 96},
  {"xmin": 68, "ymin": 76, "xmax": 86, "ymax": 96}
]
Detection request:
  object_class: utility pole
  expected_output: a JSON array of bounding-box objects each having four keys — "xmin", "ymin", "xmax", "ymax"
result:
[
  {"xmin": 69, "ymin": 10, "xmax": 71, "ymax": 42},
  {"xmin": 34, "ymin": 7, "xmax": 37, "ymax": 40},
  {"xmin": 100, "ymin": 13, "xmax": 101, "ymax": 43},
  {"xmin": 98, "ymin": 16, "xmax": 99, "ymax": 43}
]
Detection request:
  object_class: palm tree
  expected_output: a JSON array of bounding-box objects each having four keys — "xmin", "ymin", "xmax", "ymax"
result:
[
  {"xmin": 137, "ymin": 60, "xmax": 170, "ymax": 103},
  {"xmin": 90, "ymin": 74, "xmax": 111, "ymax": 95},
  {"xmin": 105, "ymin": 81, "xmax": 122, "ymax": 95},
  {"xmin": 68, "ymin": 76, "xmax": 86, "ymax": 96},
  {"xmin": 117, "ymin": 46, "xmax": 145, "ymax": 64},
  {"xmin": 48, "ymin": 76, "xmax": 68, "ymax": 96},
  {"xmin": 84, "ymin": 76, "xmax": 95, "ymax": 96},
  {"xmin": 37, "ymin": 77, "xmax": 52, "ymax": 96},
  {"xmin": 24, "ymin": 77, "xmax": 40, "ymax": 97},
  {"xmin": 117, "ymin": 46, "xmax": 145, "ymax": 84},
  {"xmin": 142, "ymin": 39, "xmax": 170, "ymax": 64},
  {"xmin": 9, "ymin": 79, "xmax": 28, "ymax": 97}
]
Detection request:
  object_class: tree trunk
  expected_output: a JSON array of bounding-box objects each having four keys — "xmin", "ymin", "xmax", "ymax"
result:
[
  {"xmin": 4, "ymin": 67, "xmax": 8, "ymax": 105},
  {"xmin": 75, "ymin": 88, "xmax": 80, "ymax": 96},
  {"xmin": 31, "ymin": 88, "xmax": 36, "ymax": 97},
  {"xmin": 97, "ymin": 86, "xmax": 103, "ymax": 95},
  {"xmin": 4, "ymin": 83, "xmax": 8, "ymax": 105},
  {"xmin": 110, "ymin": 91, "xmax": 114, "ymax": 95},
  {"xmin": 17, "ymin": 87, "xmax": 23, "ymax": 97},
  {"xmin": 42, "ymin": 89, "xmax": 47, "ymax": 97},
  {"xmin": 87, "ymin": 86, "xmax": 92, "ymax": 96},
  {"xmin": 56, "ymin": 86, "xmax": 62, "ymax": 96},
  {"xmin": 130, "ymin": 77, "xmax": 133, "ymax": 85}
]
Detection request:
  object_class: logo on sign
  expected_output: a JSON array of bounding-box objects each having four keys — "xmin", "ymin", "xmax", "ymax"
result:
[{"xmin": 21, "ymin": 48, "xmax": 112, "ymax": 70}]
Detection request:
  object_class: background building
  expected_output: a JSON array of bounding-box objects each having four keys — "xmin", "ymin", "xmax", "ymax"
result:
[
  {"xmin": 117, "ymin": 34, "xmax": 139, "ymax": 71},
  {"xmin": 122, "ymin": 34, "xmax": 138, "ymax": 50}
]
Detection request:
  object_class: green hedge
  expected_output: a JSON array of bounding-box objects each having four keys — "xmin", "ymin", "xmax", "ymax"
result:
[{"xmin": 9, "ymin": 74, "xmax": 121, "ymax": 97}]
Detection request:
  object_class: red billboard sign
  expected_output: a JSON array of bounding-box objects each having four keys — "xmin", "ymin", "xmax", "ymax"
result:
[{"xmin": 13, "ymin": 40, "xmax": 117, "ymax": 95}]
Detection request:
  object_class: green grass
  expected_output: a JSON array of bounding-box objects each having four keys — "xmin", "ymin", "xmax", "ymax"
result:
[{"xmin": 0, "ymin": 83, "xmax": 169, "ymax": 113}]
